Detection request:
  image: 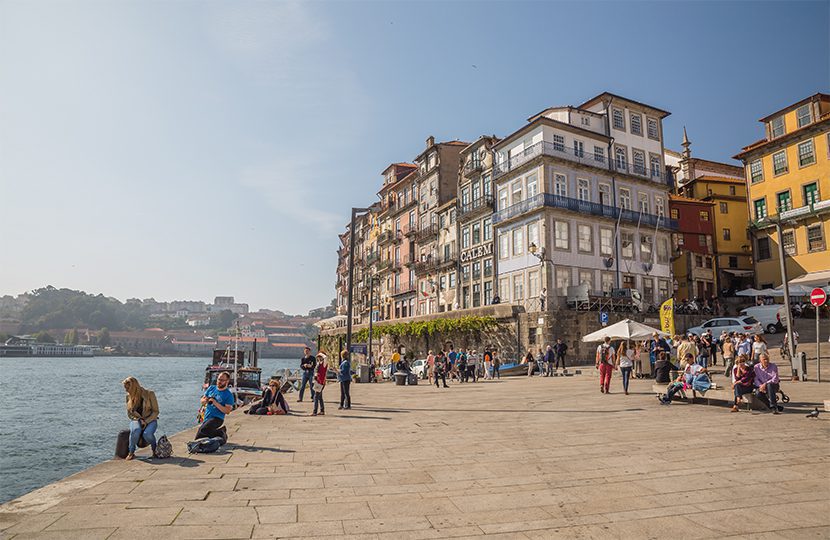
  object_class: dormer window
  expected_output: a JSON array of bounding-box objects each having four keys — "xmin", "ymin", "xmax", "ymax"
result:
[
  {"xmin": 771, "ymin": 116, "xmax": 785, "ymax": 138},
  {"xmin": 796, "ymin": 104, "xmax": 812, "ymax": 128}
]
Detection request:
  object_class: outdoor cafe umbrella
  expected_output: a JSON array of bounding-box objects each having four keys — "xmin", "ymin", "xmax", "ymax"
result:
[
  {"xmin": 735, "ymin": 287, "xmax": 766, "ymax": 297},
  {"xmin": 582, "ymin": 319, "xmax": 668, "ymax": 343}
]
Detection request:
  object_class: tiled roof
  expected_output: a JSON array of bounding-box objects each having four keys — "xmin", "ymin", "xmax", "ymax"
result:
[{"xmin": 669, "ymin": 194, "xmax": 715, "ymax": 204}]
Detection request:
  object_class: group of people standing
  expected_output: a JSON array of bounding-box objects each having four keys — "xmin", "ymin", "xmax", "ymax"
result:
[
  {"xmin": 524, "ymin": 339, "xmax": 569, "ymax": 377},
  {"xmin": 297, "ymin": 346, "xmax": 353, "ymax": 415},
  {"xmin": 423, "ymin": 347, "xmax": 501, "ymax": 386}
]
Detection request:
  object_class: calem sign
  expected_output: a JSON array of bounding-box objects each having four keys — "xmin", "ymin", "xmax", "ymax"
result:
[{"xmin": 810, "ymin": 288, "xmax": 827, "ymax": 307}]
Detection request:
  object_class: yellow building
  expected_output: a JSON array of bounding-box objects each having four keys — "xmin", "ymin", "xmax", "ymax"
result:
[{"xmin": 735, "ymin": 93, "xmax": 830, "ymax": 288}]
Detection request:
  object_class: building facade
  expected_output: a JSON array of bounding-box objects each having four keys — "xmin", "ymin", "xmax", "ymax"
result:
[
  {"xmin": 669, "ymin": 194, "xmax": 716, "ymax": 300},
  {"xmin": 735, "ymin": 93, "xmax": 830, "ymax": 288}
]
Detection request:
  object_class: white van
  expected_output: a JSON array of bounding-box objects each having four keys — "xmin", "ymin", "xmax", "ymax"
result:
[{"xmin": 740, "ymin": 305, "xmax": 788, "ymax": 334}]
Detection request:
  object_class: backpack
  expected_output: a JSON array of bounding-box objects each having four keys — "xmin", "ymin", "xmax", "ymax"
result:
[
  {"xmin": 187, "ymin": 436, "xmax": 223, "ymax": 454},
  {"xmin": 154, "ymin": 435, "xmax": 173, "ymax": 458}
]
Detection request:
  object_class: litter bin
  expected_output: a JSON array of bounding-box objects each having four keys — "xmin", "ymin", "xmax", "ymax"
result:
[
  {"xmin": 394, "ymin": 372, "xmax": 407, "ymax": 386},
  {"xmin": 407, "ymin": 373, "xmax": 418, "ymax": 385},
  {"xmin": 358, "ymin": 365, "xmax": 370, "ymax": 383}
]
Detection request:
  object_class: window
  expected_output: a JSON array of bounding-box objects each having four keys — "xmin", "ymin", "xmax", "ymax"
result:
[
  {"xmin": 512, "ymin": 228, "xmax": 524, "ymax": 256},
  {"xmin": 472, "ymin": 283, "xmax": 481, "ymax": 307},
  {"xmin": 462, "ymin": 226, "xmax": 470, "ymax": 248},
  {"xmin": 483, "ymin": 217, "xmax": 492, "ymax": 241},
  {"xmin": 650, "ymin": 155, "xmax": 661, "ymax": 178},
  {"xmin": 796, "ymin": 104, "xmax": 812, "ymax": 128},
  {"xmin": 483, "ymin": 173, "xmax": 492, "ymax": 197},
  {"xmin": 472, "ymin": 180, "xmax": 481, "ymax": 202},
  {"xmin": 622, "ymin": 274, "xmax": 635, "ymax": 289},
  {"xmin": 554, "ymin": 173, "xmax": 567, "ymax": 197},
  {"xmin": 484, "ymin": 258, "xmax": 493, "ymax": 277},
  {"xmin": 729, "ymin": 185, "xmax": 736, "ymax": 196},
  {"xmin": 461, "ymin": 286, "xmax": 469, "ymax": 309},
  {"xmin": 807, "ymin": 224, "xmax": 825, "ymax": 252},
  {"xmin": 499, "ymin": 277, "xmax": 508, "ymax": 300},
  {"xmin": 750, "ymin": 160, "xmax": 764, "ymax": 183},
  {"xmin": 756, "ymin": 236, "xmax": 771, "ymax": 260},
  {"xmin": 640, "ymin": 234, "xmax": 652, "ymax": 260},
  {"xmin": 594, "ymin": 146, "xmax": 605, "ymax": 163},
  {"xmin": 553, "ymin": 134, "xmax": 565, "ymax": 152},
  {"xmin": 462, "ymin": 264, "xmax": 470, "ymax": 281},
  {"xmin": 729, "ymin": 256, "xmax": 738, "ymax": 268},
  {"xmin": 472, "ymin": 261, "xmax": 481, "ymax": 279},
  {"xmin": 630, "ymin": 113, "xmax": 642, "ymax": 135},
  {"xmin": 577, "ymin": 224, "xmax": 593, "ymax": 253},
  {"xmin": 642, "ymin": 278, "xmax": 654, "ymax": 303},
  {"xmin": 527, "ymin": 222, "xmax": 539, "ymax": 248},
  {"xmin": 771, "ymin": 116, "xmax": 785, "ymax": 138},
  {"xmin": 698, "ymin": 234, "xmax": 707, "ymax": 246},
  {"xmin": 782, "ymin": 230, "xmax": 796, "ymax": 255},
  {"xmin": 511, "ymin": 180, "xmax": 523, "ymax": 205},
  {"xmin": 723, "ymin": 228, "xmax": 731, "ymax": 241},
  {"xmin": 619, "ymin": 188, "xmax": 631, "ymax": 210},
  {"xmin": 499, "ymin": 188, "xmax": 508, "ymax": 210},
  {"xmin": 461, "ymin": 187, "xmax": 471, "ymax": 207},
  {"xmin": 670, "ymin": 208, "xmax": 679, "ymax": 220},
  {"xmin": 754, "ymin": 198, "xmax": 767, "ymax": 220},
  {"xmin": 528, "ymin": 271, "xmax": 539, "ymax": 299},
  {"xmin": 798, "ymin": 140, "xmax": 815, "ymax": 167},
  {"xmin": 578, "ymin": 270, "xmax": 594, "ymax": 290},
  {"xmin": 574, "ymin": 140, "xmax": 584, "ymax": 158},
  {"xmin": 577, "ymin": 179, "xmax": 590, "ymax": 201},
  {"xmin": 720, "ymin": 202, "xmax": 728, "ymax": 214},
  {"xmin": 555, "ymin": 267, "xmax": 571, "ymax": 295},
  {"xmin": 647, "ymin": 117, "xmax": 659, "ymax": 140},
  {"xmin": 615, "ymin": 147, "xmax": 627, "ymax": 171},
  {"xmin": 599, "ymin": 184, "xmax": 611, "ymax": 206},
  {"xmin": 612, "ymin": 108, "xmax": 625, "ymax": 130},
  {"xmin": 699, "ymin": 210, "xmax": 709, "ymax": 221},
  {"xmin": 772, "ymin": 150, "xmax": 788, "ymax": 175},
  {"xmin": 513, "ymin": 275, "xmax": 524, "ymax": 300},
  {"xmin": 656, "ymin": 197, "xmax": 665, "ymax": 217},
  {"xmin": 555, "ymin": 221, "xmax": 570, "ymax": 250},
  {"xmin": 449, "ymin": 272, "xmax": 456, "ymax": 289},
  {"xmin": 803, "ymin": 182, "xmax": 819, "ymax": 206},
  {"xmin": 695, "ymin": 255, "xmax": 703, "ymax": 267},
  {"xmin": 658, "ymin": 279, "xmax": 670, "ymax": 301},
  {"xmin": 777, "ymin": 191, "xmax": 791, "ymax": 212},
  {"xmin": 499, "ymin": 233, "xmax": 509, "ymax": 259},
  {"xmin": 638, "ymin": 193, "xmax": 650, "ymax": 214},
  {"xmin": 657, "ymin": 237, "xmax": 669, "ymax": 264},
  {"xmin": 601, "ymin": 272, "xmax": 615, "ymax": 293},
  {"xmin": 484, "ymin": 281, "xmax": 493, "ymax": 305},
  {"xmin": 633, "ymin": 150, "xmax": 646, "ymax": 175},
  {"xmin": 526, "ymin": 174, "xmax": 538, "ymax": 198},
  {"xmin": 621, "ymin": 231, "xmax": 634, "ymax": 259},
  {"xmin": 600, "ymin": 227, "xmax": 613, "ymax": 256},
  {"xmin": 472, "ymin": 222, "xmax": 481, "ymax": 244}
]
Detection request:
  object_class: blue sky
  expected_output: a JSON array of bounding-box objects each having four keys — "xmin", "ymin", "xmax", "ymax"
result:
[{"xmin": 1, "ymin": 1, "xmax": 827, "ymax": 314}]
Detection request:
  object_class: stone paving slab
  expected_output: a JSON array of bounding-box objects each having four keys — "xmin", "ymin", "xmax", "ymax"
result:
[{"xmin": 1, "ymin": 375, "xmax": 828, "ymax": 539}]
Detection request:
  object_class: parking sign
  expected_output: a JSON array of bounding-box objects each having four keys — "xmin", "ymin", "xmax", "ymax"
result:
[{"xmin": 600, "ymin": 311, "xmax": 609, "ymax": 326}]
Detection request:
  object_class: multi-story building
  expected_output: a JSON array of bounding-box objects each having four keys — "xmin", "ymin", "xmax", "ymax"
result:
[
  {"xmin": 669, "ymin": 194, "xmax": 716, "ymax": 300},
  {"xmin": 735, "ymin": 93, "xmax": 830, "ymax": 288},
  {"xmin": 458, "ymin": 136, "xmax": 499, "ymax": 309},
  {"xmin": 492, "ymin": 93, "xmax": 676, "ymax": 310},
  {"xmin": 672, "ymin": 131, "xmax": 752, "ymax": 294},
  {"xmin": 431, "ymin": 198, "xmax": 458, "ymax": 312}
]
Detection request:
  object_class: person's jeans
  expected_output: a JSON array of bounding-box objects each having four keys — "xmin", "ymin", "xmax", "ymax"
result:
[
  {"xmin": 493, "ymin": 365, "xmax": 500, "ymax": 379},
  {"xmin": 598, "ymin": 363, "xmax": 612, "ymax": 391},
  {"xmin": 298, "ymin": 371, "xmax": 315, "ymax": 401},
  {"xmin": 313, "ymin": 387, "xmax": 325, "ymax": 414},
  {"xmin": 129, "ymin": 419, "xmax": 157, "ymax": 453},
  {"xmin": 546, "ymin": 361, "xmax": 554, "ymax": 376},
  {"xmin": 734, "ymin": 384, "xmax": 754, "ymax": 406},
  {"xmin": 649, "ymin": 352, "xmax": 656, "ymax": 377},
  {"xmin": 697, "ymin": 355, "xmax": 708, "ymax": 368},
  {"xmin": 339, "ymin": 380, "xmax": 351, "ymax": 408},
  {"xmin": 555, "ymin": 355, "xmax": 566, "ymax": 370},
  {"xmin": 435, "ymin": 371, "xmax": 447, "ymax": 387},
  {"xmin": 755, "ymin": 382, "xmax": 780, "ymax": 410},
  {"xmin": 196, "ymin": 417, "xmax": 224, "ymax": 440},
  {"xmin": 663, "ymin": 382, "xmax": 684, "ymax": 402},
  {"xmin": 620, "ymin": 367, "xmax": 632, "ymax": 393},
  {"xmin": 723, "ymin": 357, "xmax": 734, "ymax": 377}
]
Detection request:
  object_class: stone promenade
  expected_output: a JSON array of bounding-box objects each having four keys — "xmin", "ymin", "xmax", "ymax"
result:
[{"xmin": 1, "ymin": 375, "xmax": 829, "ymax": 539}]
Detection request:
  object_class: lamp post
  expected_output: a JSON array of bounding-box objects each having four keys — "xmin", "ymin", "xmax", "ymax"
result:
[
  {"xmin": 772, "ymin": 221, "xmax": 800, "ymax": 380},
  {"xmin": 346, "ymin": 207, "xmax": 371, "ymax": 359},
  {"xmin": 529, "ymin": 242, "xmax": 554, "ymax": 311},
  {"xmin": 367, "ymin": 273, "xmax": 377, "ymax": 368}
]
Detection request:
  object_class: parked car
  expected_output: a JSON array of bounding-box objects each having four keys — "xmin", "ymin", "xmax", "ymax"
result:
[
  {"xmin": 410, "ymin": 359, "xmax": 428, "ymax": 379},
  {"xmin": 739, "ymin": 305, "xmax": 788, "ymax": 334},
  {"xmin": 686, "ymin": 316, "xmax": 763, "ymax": 337}
]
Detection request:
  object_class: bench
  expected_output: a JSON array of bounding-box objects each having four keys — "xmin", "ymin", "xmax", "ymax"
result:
[{"xmin": 651, "ymin": 384, "xmax": 765, "ymax": 410}]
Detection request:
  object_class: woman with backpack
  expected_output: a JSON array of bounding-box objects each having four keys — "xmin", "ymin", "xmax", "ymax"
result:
[{"xmin": 122, "ymin": 376, "xmax": 159, "ymax": 460}]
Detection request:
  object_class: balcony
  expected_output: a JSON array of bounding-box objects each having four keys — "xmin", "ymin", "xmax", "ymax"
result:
[
  {"xmin": 403, "ymin": 252, "xmax": 415, "ymax": 265},
  {"xmin": 391, "ymin": 282, "xmax": 415, "ymax": 296},
  {"xmin": 391, "ymin": 258, "xmax": 402, "ymax": 272},
  {"xmin": 366, "ymin": 252, "xmax": 379, "ymax": 265},
  {"xmin": 377, "ymin": 258, "xmax": 392, "ymax": 272},
  {"xmin": 492, "ymin": 193, "xmax": 678, "ymax": 230},
  {"xmin": 436, "ymin": 250, "xmax": 457, "ymax": 270},
  {"xmin": 391, "ymin": 196, "xmax": 417, "ymax": 215},
  {"xmin": 411, "ymin": 256, "xmax": 435, "ymax": 275},
  {"xmin": 458, "ymin": 195, "xmax": 495, "ymax": 222},
  {"xmin": 402, "ymin": 222, "xmax": 416, "ymax": 238},
  {"xmin": 414, "ymin": 223, "xmax": 439, "ymax": 242},
  {"xmin": 751, "ymin": 198, "xmax": 830, "ymax": 230},
  {"xmin": 377, "ymin": 230, "xmax": 394, "ymax": 245},
  {"xmin": 463, "ymin": 159, "xmax": 485, "ymax": 174}
]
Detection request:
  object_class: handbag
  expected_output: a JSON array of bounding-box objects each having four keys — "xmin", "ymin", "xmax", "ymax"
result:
[{"xmin": 313, "ymin": 381, "xmax": 324, "ymax": 393}]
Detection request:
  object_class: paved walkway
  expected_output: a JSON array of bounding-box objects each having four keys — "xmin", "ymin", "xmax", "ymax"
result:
[{"xmin": 1, "ymin": 375, "xmax": 829, "ymax": 539}]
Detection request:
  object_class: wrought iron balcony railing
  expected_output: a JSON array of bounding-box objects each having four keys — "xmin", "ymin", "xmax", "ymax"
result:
[
  {"xmin": 751, "ymin": 198, "xmax": 830, "ymax": 229},
  {"xmin": 391, "ymin": 282, "xmax": 415, "ymax": 296},
  {"xmin": 413, "ymin": 223, "xmax": 439, "ymax": 242},
  {"xmin": 463, "ymin": 160, "xmax": 485, "ymax": 174},
  {"xmin": 458, "ymin": 195, "xmax": 495, "ymax": 221}
]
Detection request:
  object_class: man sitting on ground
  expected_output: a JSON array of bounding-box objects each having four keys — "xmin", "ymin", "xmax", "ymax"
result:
[
  {"xmin": 196, "ymin": 371, "xmax": 234, "ymax": 443},
  {"xmin": 753, "ymin": 353, "xmax": 783, "ymax": 414}
]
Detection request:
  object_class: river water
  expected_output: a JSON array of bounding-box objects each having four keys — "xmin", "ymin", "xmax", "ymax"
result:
[{"xmin": 0, "ymin": 356, "xmax": 296, "ymax": 504}]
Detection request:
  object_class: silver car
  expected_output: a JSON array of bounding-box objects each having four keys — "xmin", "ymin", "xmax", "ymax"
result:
[{"xmin": 686, "ymin": 316, "xmax": 763, "ymax": 336}]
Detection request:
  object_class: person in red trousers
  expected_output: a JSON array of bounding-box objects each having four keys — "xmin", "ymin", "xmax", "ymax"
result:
[{"xmin": 595, "ymin": 337, "xmax": 616, "ymax": 394}]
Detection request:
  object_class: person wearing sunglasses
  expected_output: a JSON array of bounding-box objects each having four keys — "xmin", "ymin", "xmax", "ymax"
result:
[{"xmin": 248, "ymin": 379, "xmax": 288, "ymax": 415}]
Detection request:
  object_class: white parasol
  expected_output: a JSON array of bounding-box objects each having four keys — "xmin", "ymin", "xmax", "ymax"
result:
[{"xmin": 582, "ymin": 319, "xmax": 668, "ymax": 342}]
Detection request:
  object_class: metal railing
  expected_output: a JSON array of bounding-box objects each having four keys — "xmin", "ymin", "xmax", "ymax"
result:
[
  {"xmin": 414, "ymin": 223, "xmax": 439, "ymax": 241},
  {"xmin": 492, "ymin": 193, "xmax": 678, "ymax": 230},
  {"xmin": 464, "ymin": 160, "xmax": 485, "ymax": 174},
  {"xmin": 436, "ymin": 250, "xmax": 458, "ymax": 269},
  {"xmin": 365, "ymin": 252, "xmax": 379, "ymax": 265},
  {"xmin": 752, "ymin": 198, "xmax": 830, "ymax": 229},
  {"xmin": 458, "ymin": 195, "xmax": 495, "ymax": 221},
  {"xmin": 391, "ymin": 282, "xmax": 415, "ymax": 296},
  {"xmin": 377, "ymin": 230, "xmax": 394, "ymax": 245}
]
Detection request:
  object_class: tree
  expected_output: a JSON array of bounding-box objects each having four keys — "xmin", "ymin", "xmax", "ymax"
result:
[
  {"xmin": 64, "ymin": 329, "xmax": 79, "ymax": 345},
  {"xmin": 34, "ymin": 331, "xmax": 55, "ymax": 343},
  {"xmin": 219, "ymin": 309, "xmax": 236, "ymax": 329},
  {"xmin": 98, "ymin": 327, "xmax": 111, "ymax": 347}
]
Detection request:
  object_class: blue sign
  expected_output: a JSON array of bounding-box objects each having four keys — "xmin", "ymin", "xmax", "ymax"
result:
[
  {"xmin": 349, "ymin": 343, "xmax": 368, "ymax": 355},
  {"xmin": 600, "ymin": 311, "xmax": 609, "ymax": 326}
]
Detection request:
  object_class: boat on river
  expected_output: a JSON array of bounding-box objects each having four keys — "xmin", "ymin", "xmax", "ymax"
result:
[{"xmin": 203, "ymin": 336, "xmax": 263, "ymax": 407}]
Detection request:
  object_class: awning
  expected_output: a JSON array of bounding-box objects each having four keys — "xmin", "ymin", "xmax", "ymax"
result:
[
  {"xmin": 721, "ymin": 269, "xmax": 754, "ymax": 277},
  {"xmin": 789, "ymin": 270, "xmax": 830, "ymax": 288},
  {"xmin": 736, "ymin": 288, "xmax": 766, "ymax": 296}
]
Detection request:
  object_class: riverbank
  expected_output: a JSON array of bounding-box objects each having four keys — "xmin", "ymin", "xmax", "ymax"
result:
[{"xmin": 1, "ymin": 376, "xmax": 828, "ymax": 538}]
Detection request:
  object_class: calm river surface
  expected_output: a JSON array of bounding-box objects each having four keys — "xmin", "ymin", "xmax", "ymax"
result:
[{"xmin": 0, "ymin": 356, "xmax": 296, "ymax": 504}]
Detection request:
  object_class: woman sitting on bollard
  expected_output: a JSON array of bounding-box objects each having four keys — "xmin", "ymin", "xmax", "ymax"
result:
[{"xmin": 122, "ymin": 376, "xmax": 159, "ymax": 460}]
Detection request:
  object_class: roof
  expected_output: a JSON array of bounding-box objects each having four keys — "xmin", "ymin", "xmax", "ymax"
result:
[
  {"xmin": 578, "ymin": 92, "xmax": 671, "ymax": 118},
  {"xmin": 460, "ymin": 135, "xmax": 501, "ymax": 155},
  {"xmin": 758, "ymin": 93, "xmax": 829, "ymax": 122},
  {"xmin": 493, "ymin": 115, "xmax": 611, "ymax": 151},
  {"xmin": 526, "ymin": 106, "xmax": 604, "ymax": 123},
  {"xmin": 691, "ymin": 175, "xmax": 745, "ymax": 185},
  {"xmin": 734, "ymin": 114, "xmax": 830, "ymax": 159},
  {"xmin": 668, "ymin": 194, "xmax": 715, "ymax": 205}
]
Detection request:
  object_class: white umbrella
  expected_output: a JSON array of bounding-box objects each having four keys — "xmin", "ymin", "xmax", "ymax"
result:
[
  {"xmin": 736, "ymin": 288, "xmax": 765, "ymax": 297},
  {"xmin": 582, "ymin": 319, "xmax": 668, "ymax": 342},
  {"xmin": 771, "ymin": 284, "xmax": 821, "ymax": 296}
]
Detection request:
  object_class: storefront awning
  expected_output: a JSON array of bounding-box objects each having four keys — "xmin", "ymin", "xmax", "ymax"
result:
[
  {"xmin": 789, "ymin": 270, "xmax": 830, "ymax": 287},
  {"xmin": 721, "ymin": 269, "xmax": 754, "ymax": 277}
]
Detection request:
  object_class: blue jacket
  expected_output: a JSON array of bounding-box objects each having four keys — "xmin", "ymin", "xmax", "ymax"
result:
[{"xmin": 338, "ymin": 360, "xmax": 352, "ymax": 382}]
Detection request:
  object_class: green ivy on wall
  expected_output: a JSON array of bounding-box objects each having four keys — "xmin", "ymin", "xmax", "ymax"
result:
[{"xmin": 352, "ymin": 316, "xmax": 499, "ymax": 342}]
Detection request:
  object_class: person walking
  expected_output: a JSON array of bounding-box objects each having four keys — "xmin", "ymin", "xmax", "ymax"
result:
[
  {"xmin": 492, "ymin": 349, "xmax": 501, "ymax": 379},
  {"xmin": 121, "ymin": 376, "xmax": 159, "ymax": 460},
  {"xmin": 338, "ymin": 350, "xmax": 352, "ymax": 410},
  {"xmin": 544, "ymin": 345, "xmax": 555, "ymax": 377},
  {"xmin": 595, "ymin": 337, "xmax": 615, "ymax": 394},
  {"xmin": 554, "ymin": 338, "xmax": 568, "ymax": 371},
  {"xmin": 298, "ymin": 346, "xmax": 316, "ymax": 402},
  {"xmin": 426, "ymin": 350, "xmax": 435, "ymax": 386},
  {"xmin": 434, "ymin": 352, "xmax": 449, "ymax": 388},
  {"xmin": 616, "ymin": 342, "xmax": 634, "ymax": 395},
  {"xmin": 312, "ymin": 353, "xmax": 327, "ymax": 416},
  {"xmin": 525, "ymin": 351, "xmax": 536, "ymax": 377},
  {"xmin": 483, "ymin": 348, "xmax": 493, "ymax": 380}
]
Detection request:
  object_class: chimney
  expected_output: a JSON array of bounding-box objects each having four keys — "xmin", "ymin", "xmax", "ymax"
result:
[{"xmin": 426, "ymin": 135, "xmax": 435, "ymax": 148}]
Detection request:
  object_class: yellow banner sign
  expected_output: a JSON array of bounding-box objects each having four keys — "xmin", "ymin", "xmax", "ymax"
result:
[{"xmin": 660, "ymin": 298, "xmax": 675, "ymax": 336}]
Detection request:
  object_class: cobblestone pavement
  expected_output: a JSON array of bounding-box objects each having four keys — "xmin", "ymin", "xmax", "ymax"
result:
[{"xmin": 2, "ymin": 375, "xmax": 828, "ymax": 539}]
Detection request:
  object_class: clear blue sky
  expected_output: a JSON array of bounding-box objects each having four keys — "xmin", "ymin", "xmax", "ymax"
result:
[{"xmin": 1, "ymin": 1, "xmax": 827, "ymax": 314}]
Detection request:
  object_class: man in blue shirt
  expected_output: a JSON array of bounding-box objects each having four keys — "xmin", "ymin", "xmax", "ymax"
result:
[
  {"xmin": 196, "ymin": 371, "xmax": 235, "ymax": 442},
  {"xmin": 338, "ymin": 351, "xmax": 352, "ymax": 410}
]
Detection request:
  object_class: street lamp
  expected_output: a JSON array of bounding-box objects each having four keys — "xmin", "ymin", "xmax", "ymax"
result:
[{"xmin": 529, "ymin": 242, "xmax": 554, "ymax": 310}]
